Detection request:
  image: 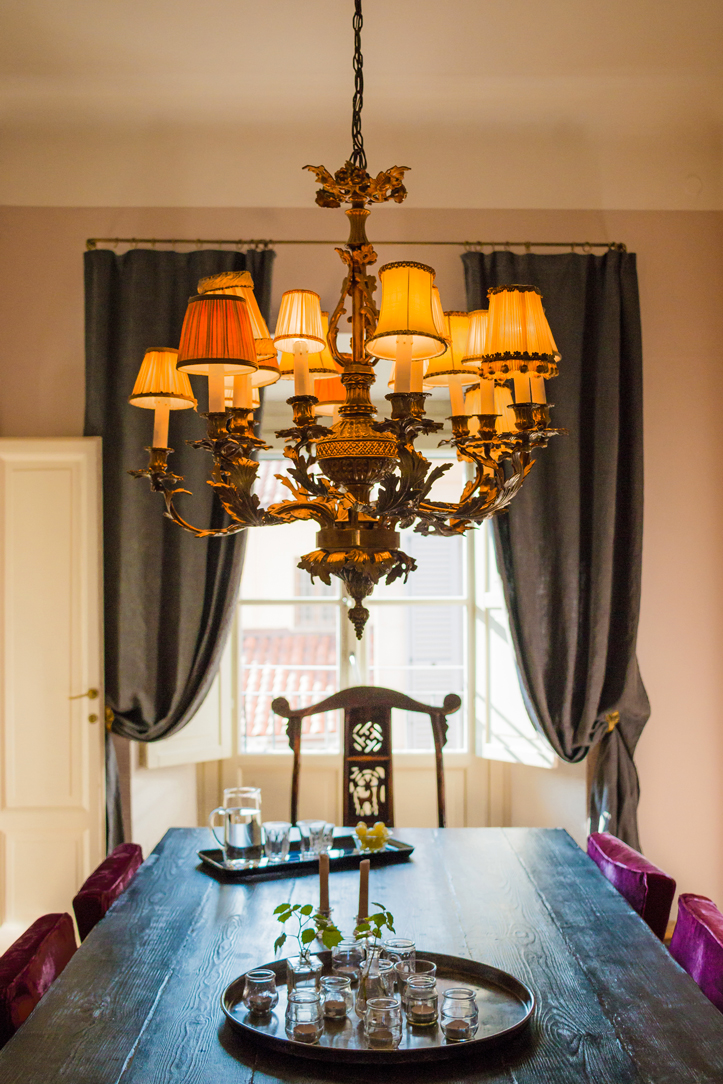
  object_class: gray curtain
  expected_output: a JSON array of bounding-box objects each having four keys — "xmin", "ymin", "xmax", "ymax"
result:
[
  {"xmin": 463, "ymin": 249, "xmax": 649, "ymax": 848},
  {"xmin": 84, "ymin": 247, "xmax": 274, "ymax": 846}
]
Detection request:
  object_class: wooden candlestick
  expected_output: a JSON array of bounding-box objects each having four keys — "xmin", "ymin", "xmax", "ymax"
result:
[
  {"xmin": 319, "ymin": 852, "xmax": 330, "ymax": 912},
  {"xmin": 358, "ymin": 858, "xmax": 370, "ymax": 921}
]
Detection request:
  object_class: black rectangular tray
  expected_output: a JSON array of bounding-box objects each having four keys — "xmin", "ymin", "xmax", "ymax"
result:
[{"xmin": 198, "ymin": 833, "xmax": 414, "ymax": 882}]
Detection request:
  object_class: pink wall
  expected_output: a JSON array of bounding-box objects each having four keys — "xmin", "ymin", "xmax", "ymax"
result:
[{"xmin": 1, "ymin": 204, "xmax": 721, "ymax": 901}]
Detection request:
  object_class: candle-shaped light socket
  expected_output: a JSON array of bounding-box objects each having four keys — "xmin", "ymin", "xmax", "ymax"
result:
[
  {"xmin": 293, "ymin": 342, "xmax": 312, "ymax": 396},
  {"xmin": 208, "ymin": 368, "xmax": 227, "ymax": 413},
  {"xmin": 152, "ymin": 402, "xmax": 171, "ymax": 448},
  {"xmin": 513, "ymin": 374, "xmax": 532, "ymax": 404},
  {"xmin": 530, "ymin": 374, "xmax": 547, "ymax": 404},
  {"xmin": 233, "ymin": 374, "xmax": 254, "ymax": 409},
  {"xmin": 394, "ymin": 336, "xmax": 413, "ymax": 394},
  {"xmin": 478, "ymin": 378, "xmax": 496, "ymax": 414},
  {"xmin": 448, "ymin": 374, "xmax": 466, "ymax": 417}
]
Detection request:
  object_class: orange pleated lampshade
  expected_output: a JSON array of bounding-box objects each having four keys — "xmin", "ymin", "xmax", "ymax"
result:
[
  {"xmin": 197, "ymin": 271, "xmax": 278, "ymax": 386},
  {"xmin": 273, "ymin": 290, "xmax": 326, "ymax": 352},
  {"xmin": 176, "ymin": 294, "xmax": 258, "ymax": 375},
  {"xmin": 365, "ymin": 262, "xmax": 446, "ymax": 362},
  {"xmin": 461, "ymin": 309, "xmax": 488, "ymax": 369},
  {"xmin": 424, "ymin": 311, "xmax": 477, "ymax": 386},
  {"xmin": 314, "ymin": 374, "xmax": 346, "ymax": 415},
  {"xmin": 479, "ymin": 285, "xmax": 559, "ymax": 378},
  {"xmin": 129, "ymin": 348, "xmax": 196, "ymax": 409}
]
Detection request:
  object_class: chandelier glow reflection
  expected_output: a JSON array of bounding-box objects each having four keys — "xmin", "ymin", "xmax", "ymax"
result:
[{"xmin": 129, "ymin": 1, "xmax": 561, "ymax": 638}]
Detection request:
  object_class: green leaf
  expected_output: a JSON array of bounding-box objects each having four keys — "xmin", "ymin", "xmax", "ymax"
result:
[
  {"xmin": 300, "ymin": 904, "xmax": 314, "ymax": 916},
  {"xmin": 274, "ymin": 933, "xmax": 286, "ymax": 953},
  {"xmin": 321, "ymin": 926, "xmax": 344, "ymax": 949},
  {"xmin": 279, "ymin": 911, "xmax": 294, "ymax": 923},
  {"xmin": 273, "ymin": 903, "xmax": 290, "ymax": 915},
  {"xmin": 290, "ymin": 904, "xmax": 301, "ymax": 912},
  {"xmin": 301, "ymin": 928, "xmax": 316, "ymax": 945}
]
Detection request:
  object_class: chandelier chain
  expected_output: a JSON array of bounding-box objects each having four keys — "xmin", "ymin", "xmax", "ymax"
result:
[{"xmin": 351, "ymin": 0, "xmax": 367, "ymax": 170}]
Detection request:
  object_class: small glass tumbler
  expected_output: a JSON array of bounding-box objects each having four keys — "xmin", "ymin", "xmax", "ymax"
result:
[
  {"xmin": 441, "ymin": 987, "xmax": 479, "ymax": 1041},
  {"xmin": 406, "ymin": 975, "xmax": 438, "ymax": 1026},
  {"xmin": 285, "ymin": 988, "xmax": 323, "ymax": 1044},
  {"xmin": 332, "ymin": 939, "xmax": 364, "ymax": 984},
  {"xmin": 319, "ymin": 822, "xmax": 335, "ymax": 853},
  {"xmin": 396, "ymin": 959, "xmax": 437, "ymax": 1011},
  {"xmin": 297, "ymin": 819, "xmax": 325, "ymax": 855},
  {"xmin": 263, "ymin": 821, "xmax": 291, "ymax": 862},
  {"xmin": 364, "ymin": 996, "xmax": 403, "ymax": 1049},
  {"xmin": 321, "ymin": 975, "xmax": 353, "ymax": 1020},
  {"xmin": 242, "ymin": 968, "xmax": 278, "ymax": 1016}
]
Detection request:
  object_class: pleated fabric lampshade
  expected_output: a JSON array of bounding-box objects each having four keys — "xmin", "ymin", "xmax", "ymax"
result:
[
  {"xmin": 479, "ymin": 285, "xmax": 559, "ymax": 378},
  {"xmin": 314, "ymin": 375, "xmax": 346, "ymax": 415},
  {"xmin": 461, "ymin": 309, "xmax": 488, "ymax": 370},
  {"xmin": 365, "ymin": 262, "xmax": 446, "ymax": 361},
  {"xmin": 273, "ymin": 290, "xmax": 326, "ymax": 352},
  {"xmin": 129, "ymin": 348, "xmax": 196, "ymax": 410},
  {"xmin": 176, "ymin": 294, "xmax": 258, "ymax": 375},
  {"xmin": 424, "ymin": 312, "xmax": 477, "ymax": 386},
  {"xmin": 278, "ymin": 313, "xmax": 341, "ymax": 379},
  {"xmin": 198, "ymin": 270, "xmax": 279, "ymax": 386}
]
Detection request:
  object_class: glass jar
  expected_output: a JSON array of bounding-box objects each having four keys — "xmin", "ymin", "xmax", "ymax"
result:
[
  {"xmin": 396, "ymin": 959, "xmax": 437, "ymax": 1011},
  {"xmin": 242, "ymin": 968, "xmax": 278, "ymax": 1016},
  {"xmin": 331, "ymin": 939, "xmax": 364, "ymax": 985},
  {"xmin": 356, "ymin": 944, "xmax": 389, "ymax": 1017},
  {"xmin": 382, "ymin": 937, "xmax": 416, "ymax": 974},
  {"xmin": 286, "ymin": 951, "xmax": 323, "ymax": 993},
  {"xmin": 441, "ymin": 988, "xmax": 479, "ymax": 1041},
  {"xmin": 405, "ymin": 975, "xmax": 438, "ymax": 1026},
  {"xmin": 364, "ymin": 996, "xmax": 402, "ymax": 1048},
  {"xmin": 378, "ymin": 960, "xmax": 396, "ymax": 995},
  {"xmin": 285, "ymin": 988, "xmax": 323, "ymax": 1044},
  {"xmin": 321, "ymin": 975, "xmax": 353, "ymax": 1020}
]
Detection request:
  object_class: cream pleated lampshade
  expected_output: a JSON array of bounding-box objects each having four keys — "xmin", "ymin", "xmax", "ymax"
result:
[
  {"xmin": 365, "ymin": 262, "xmax": 446, "ymax": 361},
  {"xmin": 273, "ymin": 290, "xmax": 326, "ymax": 352},
  {"xmin": 424, "ymin": 311, "xmax": 477, "ymax": 386},
  {"xmin": 461, "ymin": 309, "xmax": 488, "ymax": 369},
  {"xmin": 278, "ymin": 312, "xmax": 341, "ymax": 379},
  {"xmin": 129, "ymin": 348, "xmax": 196, "ymax": 410}
]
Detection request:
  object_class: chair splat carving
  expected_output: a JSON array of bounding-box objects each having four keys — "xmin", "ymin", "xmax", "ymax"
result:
[{"xmin": 272, "ymin": 686, "xmax": 461, "ymax": 828}]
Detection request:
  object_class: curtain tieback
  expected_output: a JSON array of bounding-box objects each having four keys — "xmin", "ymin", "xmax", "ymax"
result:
[{"xmin": 606, "ymin": 710, "xmax": 620, "ymax": 734}]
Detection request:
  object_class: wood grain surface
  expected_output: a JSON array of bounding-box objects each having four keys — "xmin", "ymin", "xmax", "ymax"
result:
[{"xmin": 1, "ymin": 827, "xmax": 721, "ymax": 1083}]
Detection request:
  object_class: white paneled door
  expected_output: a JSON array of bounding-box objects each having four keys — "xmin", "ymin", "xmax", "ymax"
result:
[{"xmin": 0, "ymin": 439, "xmax": 105, "ymax": 944}]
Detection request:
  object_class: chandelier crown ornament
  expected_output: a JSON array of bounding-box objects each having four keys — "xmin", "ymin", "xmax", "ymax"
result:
[{"xmin": 129, "ymin": 0, "xmax": 562, "ymax": 638}]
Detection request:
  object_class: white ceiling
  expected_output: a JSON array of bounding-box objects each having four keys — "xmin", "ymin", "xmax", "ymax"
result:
[{"xmin": 1, "ymin": 0, "xmax": 722, "ymax": 208}]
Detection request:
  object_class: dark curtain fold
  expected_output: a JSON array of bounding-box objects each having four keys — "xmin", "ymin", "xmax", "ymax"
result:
[
  {"xmin": 84, "ymin": 247, "xmax": 274, "ymax": 764},
  {"xmin": 463, "ymin": 249, "xmax": 649, "ymax": 848}
]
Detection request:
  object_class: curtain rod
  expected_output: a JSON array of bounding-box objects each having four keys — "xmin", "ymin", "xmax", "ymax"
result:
[{"xmin": 85, "ymin": 237, "xmax": 627, "ymax": 253}]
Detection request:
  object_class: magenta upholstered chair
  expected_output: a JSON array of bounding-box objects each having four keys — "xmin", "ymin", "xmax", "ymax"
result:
[
  {"xmin": 669, "ymin": 894, "xmax": 723, "ymax": 1013},
  {"xmin": 0, "ymin": 913, "xmax": 76, "ymax": 1047},
  {"xmin": 72, "ymin": 842, "xmax": 143, "ymax": 941},
  {"xmin": 587, "ymin": 832, "xmax": 676, "ymax": 940}
]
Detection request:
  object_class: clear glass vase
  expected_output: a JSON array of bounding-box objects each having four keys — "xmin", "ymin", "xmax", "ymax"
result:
[
  {"xmin": 286, "ymin": 951, "xmax": 323, "ymax": 993},
  {"xmin": 355, "ymin": 944, "xmax": 389, "ymax": 1017}
]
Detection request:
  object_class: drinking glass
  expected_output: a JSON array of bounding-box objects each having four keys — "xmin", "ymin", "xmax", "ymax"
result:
[
  {"xmin": 378, "ymin": 960, "xmax": 396, "ymax": 995},
  {"xmin": 242, "ymin": 968, "xmax": 278, "ymax": 1016},
  {"xmin": 364, "ymin": 996, "xmax": 402, "ymax": 1049},
  {"xmin": 209, "ymin": 804, "xmax": 262, "ymax": 864},
  {"xmin": 405, "ymin": 975, "xmax": 438, "ymax": 1026},
  {"xmin": 263, "ymin": 821, "xmax": 291, "ymax": 862},
  {"xmin": 285, "ymin": 988, "xmax": 323, "ymax": 1044},
  {"xmin": 321, "ymin": 975, "xmax": 353, "ymax": 1019},
  {"xmin": 396, "ymin": 959, "xmax": 437, "ymax": 1011},
  {"xmin": 319, "ymin": 822, "xmax": 335, "ymax": 853},
  {"xmin": 297, "ymin": 819, "xmax": 325, "ymax": 855},
  {"xmin": 331, "ymin": 939, "xmax": 364, "ymax": 984},
  {"xmin": 441, "ymin": 987, "xmax": 479, "ymax": 1041},
  {"xmin": 382, "ymin": 937, "xmax": 416, "ymax": 983}
]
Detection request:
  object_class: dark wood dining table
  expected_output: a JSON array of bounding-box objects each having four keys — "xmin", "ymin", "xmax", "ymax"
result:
[{"xmin": 1, "ymin": 826, "xmax": 722, "ymax": 1082}]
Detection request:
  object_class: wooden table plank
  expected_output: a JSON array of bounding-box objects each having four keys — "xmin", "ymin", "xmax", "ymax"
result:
[{"xmin": 0, "ymin": 827, "xmax": 721, "ymax": 1083}]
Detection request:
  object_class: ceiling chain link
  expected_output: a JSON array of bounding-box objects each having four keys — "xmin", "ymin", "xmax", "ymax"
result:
[{"xmin": 350, "ymin": 0, "xmax": 367, "ymax": 170}]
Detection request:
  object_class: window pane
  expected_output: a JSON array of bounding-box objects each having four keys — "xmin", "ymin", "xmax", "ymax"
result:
[
  {"xmin": 238, "ymin": 604, "xmax": 340, "ymax": 753},
  {"xmin": 367, "ymin": 603, "xmax": 467, "ymax": 751}
]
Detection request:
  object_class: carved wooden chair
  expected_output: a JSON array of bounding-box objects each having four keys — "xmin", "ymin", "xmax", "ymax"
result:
[{"xmin": 271, "ymin": 686, "xmax": 461, "ymax": 828}]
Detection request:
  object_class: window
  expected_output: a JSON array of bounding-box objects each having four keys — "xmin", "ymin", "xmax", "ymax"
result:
[{"xmin": 237, "ymin": 455, "xmax": 553, "ymax": 767}]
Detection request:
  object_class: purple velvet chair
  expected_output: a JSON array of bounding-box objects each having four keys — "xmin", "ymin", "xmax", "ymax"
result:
[
  {"xmin": 72, "ymin": 842, "xmax": 143, "ymax": 941},
  {"xmin": 587, "ymin": 832, "xmax": 676, "ymax": 940},
  {"xmin": 0, "ymin": 912, "xmax": 76, "ymax": 1047},
  {"xmin": 669, "ymin": 893, "xmax": 723, "ymax": 1013}
]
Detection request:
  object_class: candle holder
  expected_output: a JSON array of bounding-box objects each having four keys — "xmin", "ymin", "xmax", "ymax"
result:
[
  {"xmin": 440, "ymin": 987, "xmax": 479, "ymax": 1041},
  {"xmin": 450, "ymin": 415, "xmax": 470, "ymax": 439},
  {"xmin": 331, "ymin": 939, "xmax": 364, "ymax": 985},
  {"xmin": 321, "ymin": 975, "xmax": 353, "ymax": 1020},
  {"xmin": 476, "ymin": 413, "xmax": 499, "ymax": 440},
  {"xmin": 242, "ymin": 968, "xmax": 279, "ymax": 1017},
  {"xmin": 364, "ymin": 996, "xmax": 403, "ymax": 1049},
  {"xmin": 511, "ymin": 402, "xmax": 537, "ymax": 432},
  {"xmin": 287, "ymin": 394, "xmax": 320, "ymax": 428},
  {"xmin": 532, "ymin": 403, "xmax": 552, "ymax": 429},
  {"xmin": 406, "ymin": 975, "xmax": 438, "ymax": 1026},
  {"xmin": 285, "ymin": 988, "xmax": 323, "ymax": 1044}
]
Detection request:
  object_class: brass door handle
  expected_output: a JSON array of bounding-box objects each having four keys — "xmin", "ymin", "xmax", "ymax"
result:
[
  {"xmin": 69, "ymin": 688, "xmax": 99, "ymax": 701},
  {"xmin": 88, "ymin": 714, "xmax": 98, "ymax": 724}
]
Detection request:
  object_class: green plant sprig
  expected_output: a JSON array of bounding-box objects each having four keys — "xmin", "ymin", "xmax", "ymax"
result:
[
  {"xmin": 353, "ymin": 901, "xmax": 395, "ymax": 948},
  {"xmin": 273, "ymin": 902, "xmax": 343, "ymax": 956}
]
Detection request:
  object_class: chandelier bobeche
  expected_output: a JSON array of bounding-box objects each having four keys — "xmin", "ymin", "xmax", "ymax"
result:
[{"xmin": 130, "ymin": 2, "xmax": 561, "ymax": 639}]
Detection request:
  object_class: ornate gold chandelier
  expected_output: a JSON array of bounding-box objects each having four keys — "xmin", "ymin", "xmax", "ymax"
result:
[{"xmin": 130, "ymin": 0, "xmax": 560, "ymax": 639}]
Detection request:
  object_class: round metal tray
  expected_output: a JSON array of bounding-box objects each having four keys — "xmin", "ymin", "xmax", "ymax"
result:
[{"xmin": 221, "ymin": 949, "xmax": 534, "ymax": 1064}]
